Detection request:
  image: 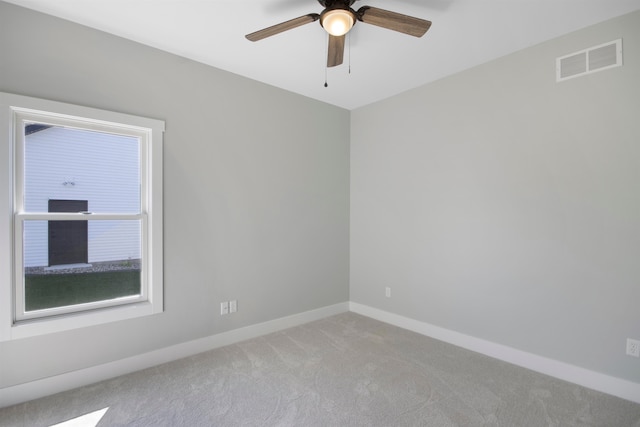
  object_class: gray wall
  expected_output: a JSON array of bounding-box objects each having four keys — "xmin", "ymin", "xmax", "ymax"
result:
[
  {"xmin": 2, "ymin": 0, "xmax": 638, "ymax": 393},
  {"xmin": 351, "ymin": 10, "xmax": 640, "ymax": 383},
  {"xmin": 0, "ymin": 2, "xmax": 350, "ymax": 387}
]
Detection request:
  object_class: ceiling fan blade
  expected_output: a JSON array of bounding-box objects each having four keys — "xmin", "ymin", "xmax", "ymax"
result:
[
  {"xmin": 327, "ymin": 34, "xmax": 345, "ymax": 67},
  {"xmin": 246, "ymin": 13, "xmax": 320, "ymax": 41},
  {"xmin": 356, "ymin": 6, "xmax": 431, "ymax": 37}
]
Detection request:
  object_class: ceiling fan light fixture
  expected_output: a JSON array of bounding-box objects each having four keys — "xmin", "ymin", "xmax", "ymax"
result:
[{"xmin": 320, "ymin": 9, "xmax": 355, "ymax": 36}]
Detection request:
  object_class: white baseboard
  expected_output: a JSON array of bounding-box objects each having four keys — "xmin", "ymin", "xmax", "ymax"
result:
[
  {"xmin": 0, "ymin": 302, "xmax": 349, "ymax": 408},
  {"xmin": 349, "ymin": 302, "xmax": 640, "ymax": 404},
  {"xmin": 4, "ymin": 301, "xmax": 638, "ymax": 409}
]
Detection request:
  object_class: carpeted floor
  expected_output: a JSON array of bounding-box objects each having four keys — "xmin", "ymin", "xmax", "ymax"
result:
[{"xmin": 1, "ymin": 312, "xmax": 639, "ymax": 426}]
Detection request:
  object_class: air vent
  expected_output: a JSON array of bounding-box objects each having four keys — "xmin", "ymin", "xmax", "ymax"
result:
[{"xmin": 556, "ymin": 39, "xmax": 622, "ymax": 82}]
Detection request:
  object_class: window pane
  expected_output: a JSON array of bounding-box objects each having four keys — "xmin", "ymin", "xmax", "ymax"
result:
[
  {"xmin": 24, "ymin": 124, "xmax": 140, "ymax": 214},
  {"xmin": 23, "ymin": 220, "xmax": 142, "ymax": 312}
]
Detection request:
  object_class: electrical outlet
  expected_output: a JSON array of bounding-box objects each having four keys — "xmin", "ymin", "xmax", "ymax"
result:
[
  {"xmin": 220, "ymin": 301, "xmax": 229, "ymax": 315},
  {"xmin": 627, "ymin": 338, "xmax": 640, "ymax": 357},
  {"xmin": 229, "ymin": 300, "xmax": 237, "ymax": 313},
  {"xmin": 385, "ymin": 287, "xmax": 391, "ymax": 298}
]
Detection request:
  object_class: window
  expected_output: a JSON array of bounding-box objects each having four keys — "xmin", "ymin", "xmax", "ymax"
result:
[{"xmin": 0, "ymin": 92, "xmax": 164, "ymax": 341}]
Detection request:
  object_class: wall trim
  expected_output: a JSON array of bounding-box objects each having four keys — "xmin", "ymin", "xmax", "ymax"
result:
[
  {"xmin": 3, "ymin": 301, "xmax": 638, "ymax": 408},
  {"xmin": 349, "ymin": 302, "xmax": 640, "ymax": 404},
  {"xmin": 0, "ymin": 302, "xmax": 349, "ymax": 408}
]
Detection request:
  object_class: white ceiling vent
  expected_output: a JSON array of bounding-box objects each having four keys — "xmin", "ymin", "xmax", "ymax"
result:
[{"xmin": 556, "ymin": 39, "xmax": 622, "ymax": 82}]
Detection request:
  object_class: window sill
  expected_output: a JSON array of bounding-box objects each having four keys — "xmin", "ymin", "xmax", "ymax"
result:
[{"xmin": 3, "ymin": 300, "xmax": 162, "ymax": 341}]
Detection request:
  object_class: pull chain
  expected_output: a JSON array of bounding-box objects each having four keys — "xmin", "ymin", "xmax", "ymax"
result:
[
  {"xmin": 324, "ymin": 32, "xmax": 329, "ymax": 87},
  {"xmin": 348, "ymin": 32, "xmax": 351, "ymax": 74}
]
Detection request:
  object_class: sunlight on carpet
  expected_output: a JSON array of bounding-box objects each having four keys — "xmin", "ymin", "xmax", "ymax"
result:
[{"xmin": 49, "ymin": 407, "xmax": 108, "ymax": 427}]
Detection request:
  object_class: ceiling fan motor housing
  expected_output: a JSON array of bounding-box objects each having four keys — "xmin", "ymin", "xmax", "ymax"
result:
[{"xmin": 317, "ymin": 0, "xmax": 357, "ymax": 8}]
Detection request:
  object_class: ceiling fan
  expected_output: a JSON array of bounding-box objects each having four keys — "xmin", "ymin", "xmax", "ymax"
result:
[{"xmin": 246, "ymin": 0, "xmax": 432, "ymax": 67}]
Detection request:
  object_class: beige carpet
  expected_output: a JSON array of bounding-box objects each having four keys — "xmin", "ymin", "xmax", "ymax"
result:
[{"xmin": 1, "ymin": 312, "xmax": 639, "ymax": 426}]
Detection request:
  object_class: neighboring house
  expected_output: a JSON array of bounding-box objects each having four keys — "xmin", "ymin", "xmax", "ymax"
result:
[{"xmin": 23, "ymin": 125, "xmax": 141, "ymax": 267}]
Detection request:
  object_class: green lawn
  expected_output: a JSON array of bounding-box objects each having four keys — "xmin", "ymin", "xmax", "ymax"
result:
[{"xmin": 25, "ymin": 270, "xmax": 141, "ymax": 311}]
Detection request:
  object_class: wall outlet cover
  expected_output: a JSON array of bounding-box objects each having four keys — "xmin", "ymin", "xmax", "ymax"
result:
[
  {"xmin": 220, "ymin": 301, "xmax": 229, "ymax": 315},
  {"xmin": 626, "ymin": 338, "xmax": 640, "ymax": 357}
]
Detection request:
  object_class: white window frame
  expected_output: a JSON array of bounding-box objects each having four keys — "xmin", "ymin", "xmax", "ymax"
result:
[{"xmin": 0, "ymin": 92, "xmax": 164, "ymax": 341}]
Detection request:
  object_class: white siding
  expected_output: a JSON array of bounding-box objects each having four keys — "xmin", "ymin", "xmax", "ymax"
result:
[{"xmin": 24, "ymin": 126, "xmax": 140, "ymax": 267}]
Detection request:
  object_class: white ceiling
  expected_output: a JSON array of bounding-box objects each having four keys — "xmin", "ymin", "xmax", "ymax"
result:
[{"xmin": 4, "ymin": 0, "xmax": 640, "ymax": 110}]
